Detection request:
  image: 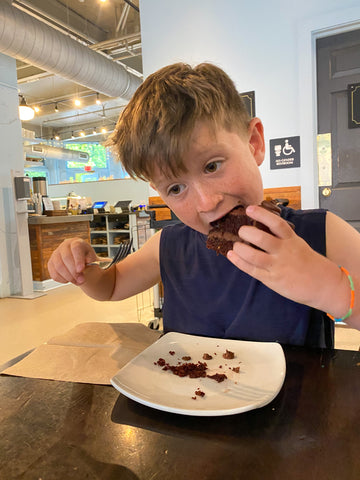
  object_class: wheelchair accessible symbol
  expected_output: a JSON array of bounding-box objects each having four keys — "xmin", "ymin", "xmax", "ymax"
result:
[
  {"xmin": 270, "ymin": 136, "xmax": 300, "ymax": 169},
  {"xmin": 274, "ymin": 139, "xmax": 295, "ymax": 157}
]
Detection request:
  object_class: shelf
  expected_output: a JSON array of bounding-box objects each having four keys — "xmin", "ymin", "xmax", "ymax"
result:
[{"xmin": 89, "ymin": 211, "xmax": 139, "ymax": 257}]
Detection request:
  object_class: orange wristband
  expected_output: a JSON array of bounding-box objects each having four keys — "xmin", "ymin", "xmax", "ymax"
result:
[{"xmin": 327, "ymin": 266, "xmax": 354, "ymax": 323}]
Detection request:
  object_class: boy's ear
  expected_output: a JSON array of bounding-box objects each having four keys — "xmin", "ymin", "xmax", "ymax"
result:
[{"xmin": 248, "ymin": 118, "xmax": 265, "ymax": 166}]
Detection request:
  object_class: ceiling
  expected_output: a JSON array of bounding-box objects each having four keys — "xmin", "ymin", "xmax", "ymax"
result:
[{"xmin": 12, "ymin": 0, "xmax": 143, "ymax": 142}]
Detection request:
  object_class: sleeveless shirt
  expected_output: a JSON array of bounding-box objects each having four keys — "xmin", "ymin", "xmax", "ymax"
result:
[{"xmin": 159, "ymin": 207, "xmax": 334, "ymax": 348}]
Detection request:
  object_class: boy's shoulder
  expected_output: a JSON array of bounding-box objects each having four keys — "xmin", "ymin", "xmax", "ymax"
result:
[{"xmin": 281, "ymin": 206, "xmax": 327, "ymax": 255}]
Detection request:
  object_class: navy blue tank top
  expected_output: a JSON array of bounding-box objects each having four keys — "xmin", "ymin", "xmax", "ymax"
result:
[{"xmin": 159, "ymin": 207, "xmax": 334, "ymax": 348}]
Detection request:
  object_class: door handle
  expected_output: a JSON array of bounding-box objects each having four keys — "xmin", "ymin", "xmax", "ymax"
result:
[{"xmin": 321, "ymin": 187, "xmax": 332, "ymax": 197}]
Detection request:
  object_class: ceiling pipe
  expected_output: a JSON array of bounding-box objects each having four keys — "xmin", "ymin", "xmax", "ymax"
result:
[{"xmin": 0, "ymin": 1, "xmax": 142, "ymax": 100}]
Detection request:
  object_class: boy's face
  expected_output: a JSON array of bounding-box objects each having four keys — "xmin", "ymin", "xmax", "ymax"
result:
[{"xmin": 151, "ymin": 118, "xmax": 265, "ymax": 235}]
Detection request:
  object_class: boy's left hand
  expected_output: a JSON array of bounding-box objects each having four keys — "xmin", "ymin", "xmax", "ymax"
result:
[{"xmin": 226, "ymin": 204, "xmax": 336, "ymax": 308}]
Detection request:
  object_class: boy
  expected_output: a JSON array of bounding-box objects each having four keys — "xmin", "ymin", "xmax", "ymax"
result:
[{"xmin": 48, "ymin": 62, "xmax": 360, "ymax": 347}]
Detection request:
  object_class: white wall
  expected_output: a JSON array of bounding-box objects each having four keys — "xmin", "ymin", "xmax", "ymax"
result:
[{"xmin": 139, "ymin": 0, "xmax": 360, "ymax": 208}]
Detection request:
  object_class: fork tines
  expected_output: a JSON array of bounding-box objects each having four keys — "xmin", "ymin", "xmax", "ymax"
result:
[{"xmin": 113, "ymin": 238, "xmax": 133, "ymax": 265}]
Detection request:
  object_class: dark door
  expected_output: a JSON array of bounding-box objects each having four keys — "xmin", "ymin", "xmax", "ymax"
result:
[{"xmin": 317, "ymin": 29, "xmax": 360, "ymax": 232}]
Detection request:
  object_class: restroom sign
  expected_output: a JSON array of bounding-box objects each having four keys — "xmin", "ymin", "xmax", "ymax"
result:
[{"xmin": 269, "ymin": 136, "xmax": 300, "ymax": 169}]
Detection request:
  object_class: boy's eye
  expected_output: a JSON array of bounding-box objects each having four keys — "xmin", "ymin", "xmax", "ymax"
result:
[
  {"xmin": 167, "ymin": 184, "xmax": 184, "ymax": 196},
  {"xmin": 205, "ymin": 160, "xmax": 222, "ymax": 173}
]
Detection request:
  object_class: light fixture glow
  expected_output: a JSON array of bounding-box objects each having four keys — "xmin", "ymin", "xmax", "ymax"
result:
[
  {"xmin": 96, "ymin": 93, "xmax": 101, "ymax": 105},
  {"xmin": 34, "ymin": 106, "xmax": 40, "ymax": 113},
  {"xmin": 18, "ymin": 96, "xmax": 35, "ymax": 121},
  {"xmin": 74, "ymin": 98, "xmax": 81, "ymax": 107},
  {"xmin": 80, "ymin": 131, "xmax": 85, "ymax": 137},
  {"xmin": 54, "ymin": 103, "xmax": 59, "ymax": 112},
  {"xmin": 101, "ymin": 127, "xmax": 107, "ymax": 134}
]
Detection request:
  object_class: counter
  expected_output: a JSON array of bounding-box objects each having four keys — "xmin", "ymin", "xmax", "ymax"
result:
[{"xmin": 28, "ymin": 214, "xmax": 93, "ymax": 282}]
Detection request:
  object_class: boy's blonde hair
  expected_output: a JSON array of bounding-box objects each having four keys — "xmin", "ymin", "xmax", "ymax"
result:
[{"xmin": 108, "ymin": 62, "xmax": 251, "ymax": 181}]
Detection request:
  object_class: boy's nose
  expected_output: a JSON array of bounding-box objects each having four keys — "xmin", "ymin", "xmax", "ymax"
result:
[{"xmin": 195, "ymin": 186, "xmax": 223, "ymax": 213}]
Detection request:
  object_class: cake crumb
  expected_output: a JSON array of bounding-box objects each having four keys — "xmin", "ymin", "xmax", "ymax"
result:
[
  {"xmin": 202, "ymin": 353, "xmax": 213, "ymax": 360},
  {"xmin": 207, "ymin": 373, "xmax": 227, "ymax": 383},
  {"xmin": 223, "ymin": 349, "xmax": 235, "ymax": 359}
]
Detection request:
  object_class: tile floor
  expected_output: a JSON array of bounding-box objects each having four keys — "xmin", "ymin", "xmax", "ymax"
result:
[{"xmin": 1, "ymin": 284, "xmax": 359, "ymax": 366}]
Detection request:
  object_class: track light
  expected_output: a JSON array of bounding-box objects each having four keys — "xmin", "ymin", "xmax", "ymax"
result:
[
  {"xmin": 54, "ymin": 103, "xmax": 59, "ymax": 112},
  {"xmin": 18, "ymin": 95, "xmax": 35, "ymax": 121},
  {"xmin": 95, "ymin": 93, "xmax": 101, "ymax": 105}
]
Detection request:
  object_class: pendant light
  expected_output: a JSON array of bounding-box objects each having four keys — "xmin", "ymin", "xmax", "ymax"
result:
[{"xmin": 18, "ymin": 95, "xmax": 35, "ymax": 121}]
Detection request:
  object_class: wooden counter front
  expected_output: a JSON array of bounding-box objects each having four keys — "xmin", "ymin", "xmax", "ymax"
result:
[{"xmin": 28, "ymin": 214, "xmax": 92, "ymax": 281}]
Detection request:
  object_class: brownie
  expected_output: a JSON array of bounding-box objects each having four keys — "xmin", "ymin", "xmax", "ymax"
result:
[{"xmin": 206, "ymin": 200, "xmax": 282, "ymax": 257}]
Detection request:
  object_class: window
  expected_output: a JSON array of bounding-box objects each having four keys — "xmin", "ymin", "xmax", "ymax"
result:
[{"xmin": 24, "ymin": 141, "xmax": 130, "ymax": 184}]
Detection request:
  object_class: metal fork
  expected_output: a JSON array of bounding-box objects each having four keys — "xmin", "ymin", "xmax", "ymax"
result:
[{"xmin": 87, "ymin": 238, "xmax": 133, "ymax": 270}]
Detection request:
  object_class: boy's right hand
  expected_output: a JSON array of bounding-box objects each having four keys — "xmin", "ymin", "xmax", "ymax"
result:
[{"xmin": 47, "ymin": 238, "xmax": 97, "ymax": 286}]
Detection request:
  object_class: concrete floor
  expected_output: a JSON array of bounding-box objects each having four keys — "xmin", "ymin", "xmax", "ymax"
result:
[{"xmin": 0, "ymin": 283, "xmax": 359, "ymax": 366}]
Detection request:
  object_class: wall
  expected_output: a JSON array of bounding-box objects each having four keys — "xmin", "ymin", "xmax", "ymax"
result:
[{"xmin": 139, "ymin": 0, "xmax": 360, "ymax": 208}]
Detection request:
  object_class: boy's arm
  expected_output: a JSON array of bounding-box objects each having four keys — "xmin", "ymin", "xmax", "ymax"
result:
[
  {"xmin": 323, "ymin": 212, "xmax": 360, "ymax": 329},
  {"xmin": 226, "ymin": 206, "xmax": 360, "ymax": 330},
  {"xmin": 48, "ymin": 230, "xmax": 161, "ymax": 302}
]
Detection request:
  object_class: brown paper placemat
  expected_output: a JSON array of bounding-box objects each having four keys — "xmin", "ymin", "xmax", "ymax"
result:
[{"xmin": 1, "ymin": 322, "xmax": 161, "ymax": 385}]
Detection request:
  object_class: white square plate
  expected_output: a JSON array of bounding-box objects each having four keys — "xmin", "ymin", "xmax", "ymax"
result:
[{"xmin": 111, "ymin": 332, "xmax": 286, "ymax": 416}]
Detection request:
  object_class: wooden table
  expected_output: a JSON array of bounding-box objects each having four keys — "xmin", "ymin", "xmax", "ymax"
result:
[{"xmin": 0, "ymin": 346, "xmax": 359, "ymax": 479}]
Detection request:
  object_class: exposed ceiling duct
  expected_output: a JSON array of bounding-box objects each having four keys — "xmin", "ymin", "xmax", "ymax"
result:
[
  {"xmin": 24, "ymin": 144, "xmax": 89, "ymax": 162},
  {"xmin": 0, "ymin": 1, "xmax": 142, "ymax": 100}
]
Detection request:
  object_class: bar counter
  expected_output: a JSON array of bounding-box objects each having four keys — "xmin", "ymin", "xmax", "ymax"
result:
[{"xmin": 28, "ymin": 214, "xmax": 93, "ymax": 282}]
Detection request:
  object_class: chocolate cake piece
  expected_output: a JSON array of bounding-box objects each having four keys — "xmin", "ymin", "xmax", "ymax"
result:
[{"xmin": 206, "ymin": 200, "xmax": 282, "ymax": 257}]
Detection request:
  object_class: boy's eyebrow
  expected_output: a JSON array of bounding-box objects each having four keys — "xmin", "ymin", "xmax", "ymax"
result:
[{"xmin": 191, "ymin": 142, "xmax": 228, "ymax": 161}]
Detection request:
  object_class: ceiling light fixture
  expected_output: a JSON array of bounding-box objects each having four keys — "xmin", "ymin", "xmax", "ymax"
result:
[
  {"xmin": 54, "ymin": 103, "xmax": 59, "ymax": 112},
  {"xmin": 95, "ymin": 93, "xmax": 101, "ymax": 105},
  {"xmin": 74, "ymin": 98, "xmax": 81, "ymax": 107},
  {"xmin": 18, "ymin": 95, "xmax": 35, "ymax": 121}
]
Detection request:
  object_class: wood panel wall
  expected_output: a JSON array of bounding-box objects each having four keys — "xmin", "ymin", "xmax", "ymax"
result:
[
  {"xmin": 29, "ymin": 221, "xmax": 90, "ymax": 281},
  {"xmin": 263, "ymin": 186, "xmax": 301, "ymax": 210}
]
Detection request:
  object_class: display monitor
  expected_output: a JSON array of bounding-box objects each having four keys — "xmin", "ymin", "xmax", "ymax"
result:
[
  {"xmin": 92, "ymin": 201, "xmax": 107, "ymax": 209},
  {"xmin": 114, "ymin": 200, "xmax": 131, "ymax": 211}
]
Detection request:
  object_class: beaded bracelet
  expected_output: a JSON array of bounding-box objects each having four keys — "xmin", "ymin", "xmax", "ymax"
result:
[{"xmin": 327, "ymin": 266, "xmax": 355, "ymax": 323}]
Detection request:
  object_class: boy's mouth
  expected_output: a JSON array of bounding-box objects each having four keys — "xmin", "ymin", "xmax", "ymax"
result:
[{"xmin": 210, "ymin": 203, "xmax": 246, "ymax": 226}]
